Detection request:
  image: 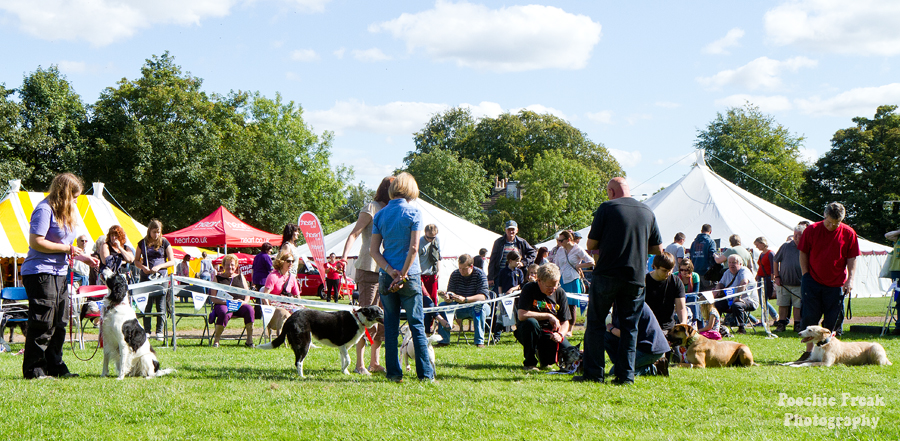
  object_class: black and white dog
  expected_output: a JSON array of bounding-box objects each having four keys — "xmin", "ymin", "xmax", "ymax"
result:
[
  {"xmin": 257, "ymin": 305, "xmax": 384, "ymax": 377},
  {"xmin": 101, "ymin": 271, "xmax": 174, "ymax": 379}
]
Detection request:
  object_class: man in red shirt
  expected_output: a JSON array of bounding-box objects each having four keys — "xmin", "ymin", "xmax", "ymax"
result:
[{"xmin": 796, "ymin": 202, "xmax": 859, "ymax": 361}]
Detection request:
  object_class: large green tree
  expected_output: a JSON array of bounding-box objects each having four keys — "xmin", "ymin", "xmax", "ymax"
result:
[
  {"xmin": 409, "ymin": 108, "xmax": 623, "ymax": 182},
  {"xmin": 694, "ymin": 103, "xmax": 808, "ymax": 210},
  {"xmin": 803, "ymin": 105, "xmax": 900, "ymax": 242},
  {"xmin": 404, "ymin": 148, "xmax": 491, "ymax": 223},
  {"xmin": 487, "ymin": 150, "xmax": 605, "ymax": 244},
  {"xmin": 82, "ymin": 53, "xmax": 349, "ymax": 233},
  {"xmin": 0, "ymin": 67, "xmax": 87, "ymax": 189}
]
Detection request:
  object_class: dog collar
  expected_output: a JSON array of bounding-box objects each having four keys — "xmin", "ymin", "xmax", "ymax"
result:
[
  {"xmin": 351, "ymin": 310, "xmax": 365, "ymax": 326},
  {"xmin": 683, "ymin": 335, "xmax": 700, "ymax": 347},
  {"xmin": 816, "ymin": 332, "xmax": 835, "ymax": 346}
]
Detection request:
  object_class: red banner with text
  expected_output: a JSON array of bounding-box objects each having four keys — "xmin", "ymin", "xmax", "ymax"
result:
[{"xmin": 297, "ymin": 211, "xmax": 327, "ymax": 287}]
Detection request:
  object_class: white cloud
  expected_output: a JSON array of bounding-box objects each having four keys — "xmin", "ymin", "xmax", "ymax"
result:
[
  {"xmin": 351, "ymin": 48, "xmax": 391, "ymax": 62},
  {"xmin": 697, "ymin": 56, "xmax": 817, "ymax": 90},
  {"xmin": 765, "ymin": 0, "xmax": 900, "ymax": 56},
  {"xmin": 608, "ymin": 148, "xmax": 642, "ymax": 168},
  {"xmin": 714, "ymin": 94, "xmax": 794, "ymax": 112},
  {"xmin": 290, "ymin": 49, "xmax": 319, "ymax": 62},
  {"xmin": 512, "ymin": 104, "xmax": 568, "ymax": 120},
  {"xmin": 798, "ymin": 147, "xmax": 819, "ymax": 164},
  {"xmin": 306, "ymin": 100, "xmax": 447, "ymax": 135},
  {"xmin": 625, "ymin": 113, "xmax": 652, "ymax": 125},
  {"xmin": 0, "ymin": 0, "xmax": 235, "ymax": 46},
  {"xmin": 703, "ymin": 28, "xmax": 745, "ymax": 55},
  {"xmin": 333, "ymin": 47, "xmax": 346, "ymax": 59},
  {"xmin": 460, "ymin": 101, "xmax": 504, "ymax": 119},
  {"xmin": 654, "ymin": 101, "xmax": 681, "ymax": 109},
  {"xmin": 281, "ymin": 0, "xmax": 331, "ymax": 13},
  {"xmin": 795, "ymin": 83, "xmax": 900, "ymax": 117},
  {"xmin": 586, "ymin": 111, "xmax": 614, "ymax": 124},
  {"xmin": 57, "ymin": 61, "xmax": 87, "ymax": 74},
  {"xmin": 369, "ymin": 0, "xmax": 602, "ymax": 72}
]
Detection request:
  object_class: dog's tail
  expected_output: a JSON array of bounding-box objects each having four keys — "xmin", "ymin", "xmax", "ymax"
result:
[{"xmin": 258, "ymin": 327, "xmax": 287, "ymax": 350}]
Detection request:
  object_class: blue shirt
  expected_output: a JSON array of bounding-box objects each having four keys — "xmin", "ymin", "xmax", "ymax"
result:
[
  {"xmin": 22, "ymin": 199, "xmax": 79, "ymax": 276},
  {"xmin": 372, "ymin": 198, "xmax": 423, "ymax": 275},
  {"xmin": 612, "ymin": 303, "xmax": 669, "ymax": 355},
  {"xmin": 497, "ymin": 266, "xmax": 524, "ymax": 294}
]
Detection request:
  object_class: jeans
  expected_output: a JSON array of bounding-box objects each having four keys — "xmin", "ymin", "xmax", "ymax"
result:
[
  {"xmin": 583, "ymin": 275, "xmax": 645, "ymax": 383},
  {"xmin": 685, "ymin": 293, "xmax": 701, "ymax": 328},
  {"xmin": 800, "ymin": 273, "xmax": 844, "ymax": 333},
  {"xmin": 437, "ymin": 302, "xmax": 489, "ymax": 345},
  {"xmin": 379, "ymin": 272, "xmax": 433, "ymax": 381},
  {"xmin": 604, "ymin": 332, "xmax": 664, "ymax": 376}
]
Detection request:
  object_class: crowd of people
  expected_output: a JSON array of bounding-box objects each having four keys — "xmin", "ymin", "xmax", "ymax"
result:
[{"xmin": 16, "ymin": 171, "xmax": 870, "ymax": 383}]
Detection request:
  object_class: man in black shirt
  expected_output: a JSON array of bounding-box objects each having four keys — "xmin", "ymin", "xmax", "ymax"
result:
[
  {"xmin": 644, "ymin": 252, "xmax": 687, "ymax": 332},
  {"xmin": 578, "ymin": 177, "xmax": 662, "ymax": 384},
  {"xmin": 515, "ymin": 263, "xmax": 573, "ymax": 370}
]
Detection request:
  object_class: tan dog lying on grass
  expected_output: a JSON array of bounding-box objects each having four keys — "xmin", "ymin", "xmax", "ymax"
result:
[
  {"xmin": 781, "ymin": 325, "xmax": 892, "ymax": 367},
  {"xmin": 670, "ymin": 324, "xmax": 756, "ymax": 368}
]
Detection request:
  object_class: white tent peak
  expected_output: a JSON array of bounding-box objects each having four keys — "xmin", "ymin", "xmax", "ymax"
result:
[
  {"xmin": 8, "ymin": 180, "xmax": 21, "ymax": 193},
  {"xmin": 92, "ymin": 182, "xmax": 105, "ymax": 197}
]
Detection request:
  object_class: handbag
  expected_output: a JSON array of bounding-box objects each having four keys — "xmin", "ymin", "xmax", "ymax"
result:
[{"xmin": 880, "ymin": 253, "xmax": 894, "ymax": 278}]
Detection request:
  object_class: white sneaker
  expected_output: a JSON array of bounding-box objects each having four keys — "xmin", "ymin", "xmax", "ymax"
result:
[{"xmin": 155, "ymin": 335, "xmax": 164, "ymax": 342}]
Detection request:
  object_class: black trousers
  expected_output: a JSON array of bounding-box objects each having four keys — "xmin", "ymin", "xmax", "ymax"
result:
[
  {"xmin": 515, "ymin": 317, "xmax": 573, "ymax": 367},
  {"xmin": 326, "ymin": 279, "xmax": 341, "ymax": 302},
  {"xmin": 22, "ymin": 274, "xmax": 72, "ymax": 379}
]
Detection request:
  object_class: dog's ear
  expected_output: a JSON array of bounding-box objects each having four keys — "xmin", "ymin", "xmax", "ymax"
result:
[{"xmin": 575, "ymin": 343, "xmax": 581, "ymax": 351}]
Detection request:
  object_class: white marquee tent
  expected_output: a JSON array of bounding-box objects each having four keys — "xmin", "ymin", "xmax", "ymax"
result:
[
  {"xmin": 538, "ymin": 151, "xmax": 892, "ymax": 297},
  {"xmin": 296, "ymin": 198, "xmax": 501, "ymax": 292}
]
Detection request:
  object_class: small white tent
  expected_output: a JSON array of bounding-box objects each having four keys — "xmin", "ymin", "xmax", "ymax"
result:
[
  {"xmin": 296, "ymin": 198, "xmax": 501, "ymax": 292},
  {"xmin": 538, "ymin": 151, "xmax": 892, "ymax": 297}
]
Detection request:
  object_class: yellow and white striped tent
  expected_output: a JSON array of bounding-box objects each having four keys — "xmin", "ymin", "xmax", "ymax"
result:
[{"xmin": 0, "ymin": 181, "xmax": 211, "ymax": 272}]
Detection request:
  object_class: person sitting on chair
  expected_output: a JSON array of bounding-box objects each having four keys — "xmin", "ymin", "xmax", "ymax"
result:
[
  {"xmin": 209, "ymin": 254, "xmax": 255, "ymax": 348},
  {"xmin": 515, "ymin": 263, "xmax": 573, "ymax": 371},
  {"xmin": 714, "ymin": 254, "xmax": 758, "ymax": 334},
  {"xmin": 435, "ymin": 254, "xmax": 490, "ymax": 348}
]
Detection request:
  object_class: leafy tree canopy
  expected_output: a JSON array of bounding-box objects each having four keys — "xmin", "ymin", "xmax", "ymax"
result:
[
  {"xmin": 404, "ymin": 148, "xmax": 492, "ymax": 223},
  {"xmin": 803, "ymin": 105, "xmax": 900, "ymax": 243},
  {"xmin": 695, "ymin": 103, "xmax": 808, "ymax": 210}
]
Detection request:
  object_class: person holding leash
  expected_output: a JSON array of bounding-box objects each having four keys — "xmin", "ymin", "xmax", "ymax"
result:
[
  {"xmin": 21, "ymin": 173, "xmax": 98, "ymax": 379},
  {"xmin": 370, "ymin": 172, "xmax": 434, "ymax": 383}
]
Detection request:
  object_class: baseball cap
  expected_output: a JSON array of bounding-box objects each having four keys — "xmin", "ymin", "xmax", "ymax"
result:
[
  {"xmin": 573, "ymin": 231, "xmax": 583, "ymax": 239},
  {"xmin": 505, "ymin": 220, "xmax": 517, "ymax": 229}
]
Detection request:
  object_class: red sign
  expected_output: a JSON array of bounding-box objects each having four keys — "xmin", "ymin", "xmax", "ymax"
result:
[{"xmin": 297, "ymin": 212, "xmax": 327, "ymax": 287}]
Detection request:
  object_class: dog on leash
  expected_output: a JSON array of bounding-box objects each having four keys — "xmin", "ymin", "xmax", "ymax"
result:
[
  {"xmin": 670, "ymin": 324, "xmax": 756, "ymax": 368},
  {"xmin": 101, "ymin": 271, "xmax": 174, "ymax": 379},
  {"xmin": 781, "ymin": 325, "xmax": 891, "ymax": 367},
  {"xmin": 399, "ymin": 324, "xmax": 442, "ymax": 371},
  {"xmin": 257, "ymin": 305, "xmax": 384, "ymax": 377}
]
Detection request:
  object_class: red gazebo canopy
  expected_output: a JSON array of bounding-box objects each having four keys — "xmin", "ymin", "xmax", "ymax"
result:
[{"xmin": 164, "ymin": 206, "xmax": 283, "ymax": 250}]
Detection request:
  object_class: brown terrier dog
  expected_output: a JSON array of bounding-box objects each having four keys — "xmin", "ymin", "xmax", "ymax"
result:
[{"xmin": 670, "ymin": 323, "xmax": 756, "ymax": 368}]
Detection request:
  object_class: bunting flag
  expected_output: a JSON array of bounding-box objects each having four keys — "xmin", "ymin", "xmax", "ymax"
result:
[
  {"xmin": 501, "ymin": 298, "xmax": 515, "ymax": 319},
  {"xmin": 579, "ymin": 299, "xmax": 588, "ymax": 315},
  {"xmin": 133, "ymin": 293, "xmax": 149, "ymax": 314},
  {"xmin": 192, "ymin": 292, "xmax": 208, "ymax": 311},
  {"xmin": 297, "ymin": 211, "xmax": 328, "ymax": 287},
  {"xmin": 260, "ymin": 305, "xmax": 275, "ymax": 328},
  {"xmin": 724, "ymin": 288, "xmax": 735, "ymax": 306},
  {"xmin": 226, "ymin": 300, "xmax": 241, "ymax": 312},
  {"xmin": 444, "ymin": 309, "xmax": 456, "ymax": 325}
]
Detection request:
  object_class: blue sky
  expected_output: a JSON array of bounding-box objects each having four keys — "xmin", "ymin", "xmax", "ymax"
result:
[{"xmin": 2, "ymin": 0, "xmax": 899, "ymax": 197}]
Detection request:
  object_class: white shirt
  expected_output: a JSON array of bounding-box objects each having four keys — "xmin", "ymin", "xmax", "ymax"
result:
[{"xmin": 551, "ymin": 244, "xmax": 593, "ymax": 284}]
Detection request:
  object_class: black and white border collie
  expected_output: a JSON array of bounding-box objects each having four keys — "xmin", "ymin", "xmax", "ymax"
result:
[
  {"xmin": 101, "ymin": 271, "xmax": 174, "ymax": 379},
  {"xmin": 258, "ymin": 305, "xmax": 384, "ymax": 377}
]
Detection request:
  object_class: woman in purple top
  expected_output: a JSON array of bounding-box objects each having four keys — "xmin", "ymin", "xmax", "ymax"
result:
[
  {"xmin": 134, "ymin": 219, "xmax": 177, "ymax": 338},
  {"xmin": 252, "ymin": 242, "xmax": 274, "ymax": 291},
  {"xmin": 370, "ymin": 172, "xmax": 433, "ymax": 382},
  {"xmin": 21, "ymin": 173, "xmax": 98, "ymax": 379}
]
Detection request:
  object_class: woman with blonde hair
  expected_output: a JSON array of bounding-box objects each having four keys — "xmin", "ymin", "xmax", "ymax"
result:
[
  {"xmin": 260, "ymin": 250, "xmax": 301, "ymax": 310},
  {"xmin": 134, "ymin": 219, "xmax": 176, "ymax": 339},
  {"xmin": 371, "ymin": 172, "xmax": 433, "ymax": 382},
  {"xmin": 21, "ymin": 173, "xmax": 98, "ymax": 379},
  {"xmin": 209, "ymin": 254, "xmax": 255, "ymax": 347}
]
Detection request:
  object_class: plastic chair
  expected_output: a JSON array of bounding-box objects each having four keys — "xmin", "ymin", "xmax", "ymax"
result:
[
  {"xmin": 0, "ymin": 287, "xmax": 28, "ymax": 352},
  {"xmin": 77, "ymin": 285, "xmax": 108, "ymax": 345},
  {"xmin": 173, "ymin": 285, "xmax": 212, "ymax": 346}
]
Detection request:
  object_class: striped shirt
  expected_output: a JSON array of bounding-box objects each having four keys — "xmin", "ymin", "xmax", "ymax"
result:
[{"xmin": 447, "ymin": 267, "xmax": 490, "ymax": 298}]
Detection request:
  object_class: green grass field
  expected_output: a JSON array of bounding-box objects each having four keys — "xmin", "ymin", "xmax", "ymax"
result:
[{"xmin": 1, "ymin": 297, "xmax": 898, "ymax": 440}]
